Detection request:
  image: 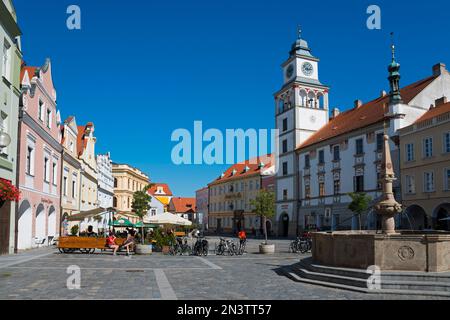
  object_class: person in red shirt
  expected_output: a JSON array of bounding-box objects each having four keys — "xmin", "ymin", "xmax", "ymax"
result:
[{"xmin": 106, "ymin": 232, "xmax": 119, "ymax": 255}]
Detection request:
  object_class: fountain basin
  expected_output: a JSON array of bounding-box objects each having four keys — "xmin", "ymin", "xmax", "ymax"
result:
[{"xmin": 313, "ymin": 231, "xmax": 450, "ymax": 272}]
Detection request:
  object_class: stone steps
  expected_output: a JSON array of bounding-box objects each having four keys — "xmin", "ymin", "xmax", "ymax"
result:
[{"xmin": 283, "ymin": 258, "xmax": 450, "ymax": 298}]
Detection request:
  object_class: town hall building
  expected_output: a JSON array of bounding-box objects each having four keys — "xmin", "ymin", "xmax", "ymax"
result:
[{"xmin": 274, "ymin": 31, "xmax": 450, "ymax": 236}]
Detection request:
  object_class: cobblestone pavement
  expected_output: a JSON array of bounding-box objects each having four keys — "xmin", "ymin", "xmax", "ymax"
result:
[{"xmin": 0, "ymin": 238, "xmax": 445, "ymax": 300}]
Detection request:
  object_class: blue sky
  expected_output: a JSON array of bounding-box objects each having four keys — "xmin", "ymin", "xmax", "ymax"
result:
[{"xmin": 13, "ymin": 0, "xmax": 450, "ymax": 196}]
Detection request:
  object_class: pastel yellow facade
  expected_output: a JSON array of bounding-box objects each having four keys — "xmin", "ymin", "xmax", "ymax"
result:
[
  {"xmin": 399, "ymin": 100, "xmax": 450, "ymax": 230},
  {"xmin": 112, "ymin": 163, "xmax": 149, "ymax": 223}
]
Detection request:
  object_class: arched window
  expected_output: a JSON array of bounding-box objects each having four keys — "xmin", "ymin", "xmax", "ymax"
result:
[
  {"xmin": 317, "ymin": 92, "xmax": 325, "ymax": 109},
  {"xmin": 307, "ymin": 91, "xmax": 316, "ymax": 108},
  {"xmin": 278, "ymin": 99, "xmax": 284, "ymax": 113},
  {"xmin": 299, "ymin": 90, "xmax": 307, "ymax": 107}
]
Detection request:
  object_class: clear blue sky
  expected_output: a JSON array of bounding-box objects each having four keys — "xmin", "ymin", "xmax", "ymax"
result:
[{"xmin": 14, "ymin": 0, "xmax": 450, "ymax": 196}]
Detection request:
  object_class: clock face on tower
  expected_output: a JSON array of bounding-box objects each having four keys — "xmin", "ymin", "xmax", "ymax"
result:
[
  {"xmin": 301, "ymin": 62, "xmax": 314, "ymax": 76},
  {"xmin": 286, "ymin": 64, "xmax": 294, "ymax": 78}
]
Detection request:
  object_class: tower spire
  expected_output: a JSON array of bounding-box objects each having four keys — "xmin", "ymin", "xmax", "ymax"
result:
[
  {"xmin": 388, "ymin": 32, "xmax": 403, "ymax": 104},
  {"xmin": 297, "ymin": 25, "xmax": 302, "ymax": 40}
]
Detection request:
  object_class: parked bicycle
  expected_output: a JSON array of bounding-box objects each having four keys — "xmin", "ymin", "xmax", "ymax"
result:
[
  {"xmin": 215, "ymin": 238, "xmax": 237, "ymax": 256},
  {"xmin": 192, "ymin": 236, "xmax": 209, "ymax": 256},
  {"xmin": 289, "ymin": 237, "xmax": 302, "ymax": 253},
  {"xmin": 169, "ymin": 237, "xmax": 192, "ymax": 256}
]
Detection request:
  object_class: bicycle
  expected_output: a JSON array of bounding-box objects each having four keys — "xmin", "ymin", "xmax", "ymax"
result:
[
  {"xmin": 237, "ymin": 238, "xmax": 247, "ymax": 255},
  {"xmin": 216, "ymin": 238, "xmax": 237, "ymax": 256},
  {"xmin": 192, "ymin": 236, "xmax": 209, "ymax": 256},
  {"xmin": 289, "ymin": 237, "xmax": 302, "ymax": 253},
  {"xmin": 299, "ymin": 237, "xmax": 312, "ymax": 254}
]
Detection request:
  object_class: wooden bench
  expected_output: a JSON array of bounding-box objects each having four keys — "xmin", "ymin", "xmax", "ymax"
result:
[{"xmin": 58, "ymin": 237, "xmax": 128, "ymax": 254}]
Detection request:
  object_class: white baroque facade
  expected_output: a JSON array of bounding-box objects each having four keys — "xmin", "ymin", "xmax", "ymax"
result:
[{"xmin": 96, "ymin": 152, "xmax": 114, "ymax": 209}]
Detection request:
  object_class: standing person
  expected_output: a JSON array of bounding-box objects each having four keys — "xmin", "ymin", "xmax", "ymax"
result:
[
  {"xmin": 106, "ymin": 232, "xmax": 119, "ymax": 256},
  {"xmin": 238, "ymin": 229, "xmax": 247, "ymax": 252}
]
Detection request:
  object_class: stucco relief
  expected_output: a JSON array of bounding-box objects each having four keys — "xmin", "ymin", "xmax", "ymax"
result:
[{"xmin": 398, "ymin": 246, "xmax": 415, "ymax": 261}]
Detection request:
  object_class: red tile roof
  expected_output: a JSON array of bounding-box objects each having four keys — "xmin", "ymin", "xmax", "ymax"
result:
[
  {"xmin": 297, "ymin": 75, "xmax": 438, "ymax": 150},
  {"xmin": 20, "ymin": 66, "xmax": 37, "ymax": 83},
  {"xmin": 414, "ymin": 101, "xmax": 450, "ymax": 123},
  {"xmin": 208, "ymin": 154, "xmax": 274, "ymax": 186},
  {"xmin": 147, "ymin": 183, "xmax": 173, "ymax": 196},
  {"xmin": 170, "ymin": 197, "xmax": 196, "ymax": 213}
]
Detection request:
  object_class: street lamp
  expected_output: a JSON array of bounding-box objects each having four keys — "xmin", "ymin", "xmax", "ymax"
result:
[{"xmin": 0, "ymin": 130, "xmax": 11, "ymax": 149}]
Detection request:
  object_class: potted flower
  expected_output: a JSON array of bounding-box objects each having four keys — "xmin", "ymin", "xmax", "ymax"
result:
[{"xmin": 0, "ymin": 178, "xmax": 20, "ymax": 207}]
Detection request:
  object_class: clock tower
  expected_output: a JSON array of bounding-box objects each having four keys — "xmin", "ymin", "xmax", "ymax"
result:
[{"xmin": 274, "ymin": 29, "xmax": 330, "ymax": 237}]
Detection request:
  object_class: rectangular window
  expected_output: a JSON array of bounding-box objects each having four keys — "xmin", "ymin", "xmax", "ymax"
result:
[
  {"xmin": 354, "ymin": 175, "xmax": 364, "ymax": 192},
  {"xmin": 405, "ymin": 175, "xmax": 415, "ymax": 194},
  {"xmin": 424, "ymin": 172, "xmax": 434, "ymax": 192},
  {"xmin": 406, "ymin": 143, "xmax": 415, "ymax": 162},
  {"xmin": 376, "ymin": 133, "xmax": 384, "ymax": 152},
  {"xmin": 318, "ymin": 150, "xmax": 325, "ymax": 164},
  {"xmin": 46, "ymin": 109, "xmax": 52, "ymax": 129},
  {"xmin": 333, "ymin": 145, "xmax": 340, "ymax": 161},
  {"xmin": 333, "ymin": 180, "xmax": 340, "ymax": 195},
  {"xmin": 355, "ymin": 138, "xmax": 364, "ymax": 155},
  {"xmin": 26, "ymin": 146, "xmax": 33, "ymax": 175},
  {"xmin": 319, "ymin": 183, "xmax": 325, "ymax": 197},
  {"xmin": 304, "ymin": 186, "xmax": 311, "ymax": 199},
  {"xmin": 44, "ymin": 157, "xmax": 50, "ymax": 182},
  {"xmin": 38, "ymin": 100, "xmax": 44, "ymax": 121},
  {"xmin": 444, "ymin": 132, "xmax": 450, "ymax": 153},
  {"xmin": 445, "ymin": 169, "xmax": 450, "ymax": 190},
  {"xmin": 423, "ymin": 137, "xmax": 433, "ymax": 158},
  {"xmin": 304, "ymin": 154, "xmax": 310, "ymax": 168},
  {"xmin": 283, "ymin": 189, "xmax": 288, "ymax": 201},
  {"xmin": 282, "ymin": 162, "xmax": 288, "ymax": 176},
  {"xmin": 63, "ymin": 176, "xmax": 68, "ymax": 196},
  {"xmin": 52, "ymin": 162, "xmax": 57, "ymax": 185},
  {"xmin": 72, "ymin": 178, "xmax": 77, "ymax": 198},
  {"xmin": 282, "ymin": 139, "xmax": 288, "ymax": 153},
  {"xmin": 2, "ymin": 40, "xmax": 11, "ymax": 80},
  {"xmin": 282, "ymin": 118, "xmax": 288, "ymax": 132}
]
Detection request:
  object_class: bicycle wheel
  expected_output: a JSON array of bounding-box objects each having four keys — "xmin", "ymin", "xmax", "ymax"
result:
[
  {"xmin": 203, "ymin": 243, "xmax": 209, "ymax": 256},
  {"xmin": 300, "ymin": 242, "xmax": 308, "ymax": 254}
]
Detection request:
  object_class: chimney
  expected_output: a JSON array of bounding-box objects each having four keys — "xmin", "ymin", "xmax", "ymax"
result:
[
  {"xmin": 432, "ymin": 63, "xmax": 447, "ymax": 76},
  {"xmin": 435, "ymin": 96, "xmax": 448, "ymax": 107},
  {"xmin": 380, "ymin": 90, "xmax": 387, "ymax": 97},
  {"xmin": 331, "ymin": 107, "xmax": 340, "ymax": 118},
  {"xmin": 354, "ymin": 100, "xmax": 363, "ymax": 108}
]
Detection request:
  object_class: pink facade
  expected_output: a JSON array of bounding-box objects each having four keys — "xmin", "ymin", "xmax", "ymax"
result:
[{"xmin": 17, "ymin": 59, "xmax": 62, "ymax": 250}]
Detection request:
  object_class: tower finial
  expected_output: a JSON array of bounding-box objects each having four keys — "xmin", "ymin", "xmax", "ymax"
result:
[
  {"xmin": 390, "ymin": 32, "xmax": 396, "ymax": 62},
  {"xmin": 297, "ymin": 25, "xmax": 302, "ymax": 40}
]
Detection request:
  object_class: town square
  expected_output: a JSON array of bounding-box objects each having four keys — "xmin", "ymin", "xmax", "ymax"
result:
[{"xmin": 0, "ymin": 0, "xmax": 450, "ymax": 306}]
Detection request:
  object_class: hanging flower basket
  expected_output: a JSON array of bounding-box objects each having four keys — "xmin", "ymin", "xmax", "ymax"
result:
[{"xmin": 0, "ymin": 178, "xmax": 21, "ymax": 203}]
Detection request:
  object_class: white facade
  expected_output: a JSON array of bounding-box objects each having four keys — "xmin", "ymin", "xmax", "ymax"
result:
[
  {"xmin": 274, "ymin": 34, "xmax": 329, "ymax": 237},
  {"xmin": 146, "ymin": 196, "xmax": 165, "ymax": 218},
  {"xmin": 96, "ymin": 152, "xmax": 114, "ymax": 209},
  {"xmin": 297, "ymin": 64, "xmax": 450, "ymax": 231}
]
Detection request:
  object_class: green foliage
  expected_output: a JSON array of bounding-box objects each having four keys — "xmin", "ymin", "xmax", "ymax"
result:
[
  {"xmin": 132, "ymin": 183, "xmax": 154, "ymax": 244},
  {"xmin": 70, "ymin": 225, "xmax": 79, "ymax": 236},
  {"xmin": 347, "ymin": 192, "xmax": 372, "ymax": 214},
  {"xmin": 250, "ymin": 189, "xmax": 275, "ymax": 244},
  {"xmin": 250, "ymin": 189, "xmax": 275, "ymax": 219},
  {"xmin": 347, "ymin": 192, "xmax": 372, "ymax": 230},
  {"xmin": 151, "ymin": 229, "xmax": 174, "ymax": 248}
]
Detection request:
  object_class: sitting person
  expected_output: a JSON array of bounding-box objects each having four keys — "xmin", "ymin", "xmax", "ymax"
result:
[
  {"xmin": 86, "ymin": 225, "xmax": 97, "ymax": 237},
  {"xmin": 121, "ymin": 229, "xmax": 136, "ymax": 256},
  {"xmin": 106, "ymin": 232, "xmax": 119, "ymax": 256}
]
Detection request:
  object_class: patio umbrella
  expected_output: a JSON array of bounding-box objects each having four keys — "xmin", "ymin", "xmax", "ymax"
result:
[
  {"xmin": 144, "ymin": 212, "xmax": 192, "ymax": 226},
  {"xmin": 109, "ymin": 217, "xmax": 135, "ymax": 227}
]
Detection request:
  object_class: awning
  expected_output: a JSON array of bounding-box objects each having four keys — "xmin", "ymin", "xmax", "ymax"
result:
[
  {"xmin": 67, "ymin": 207, "xmax": 113, "ymax": 222},
  {"xmin": 135, "ymin": 221, "xmax": 159, "ymax": 228}
]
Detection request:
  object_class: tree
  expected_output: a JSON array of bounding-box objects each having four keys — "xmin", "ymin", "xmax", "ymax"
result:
[
  {"xmin": 347, "ymin": 192, "xmax": 372, "ymax": 231},
  {"xmin": 132, "ymin": 184, "xmax": 154, "ymax": 244},
  {"xmin": 250, "ymin": 189, "xmax": 275, "ymax": 244}
]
